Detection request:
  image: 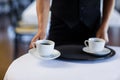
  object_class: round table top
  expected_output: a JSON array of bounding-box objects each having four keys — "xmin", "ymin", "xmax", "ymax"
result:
[{"xmin": 4, "ymin": 46, "xmax": 120, "ymax": 80}]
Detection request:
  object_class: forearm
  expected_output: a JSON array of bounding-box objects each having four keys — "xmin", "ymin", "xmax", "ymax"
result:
[
  {"xmin": 36, "ymin": 0, "xmax": 50, "ymax": 32},
  {"xmin": 101, "ymin": 0, "xmax": 115, "ymax": 30}
]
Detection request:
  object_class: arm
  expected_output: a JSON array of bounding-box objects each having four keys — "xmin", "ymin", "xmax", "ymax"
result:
[
  {"xmin": 96, "ymin": 0, "xmax": 115, "ymax": 42},
  {"xmin": 29, "ymin": 0, "xmax": 50, "ymax": 48}
]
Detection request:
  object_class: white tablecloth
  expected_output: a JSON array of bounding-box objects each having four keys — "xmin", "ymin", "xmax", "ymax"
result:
[{"xmin": 4, "ymin": 46, "xmax": 120, "ymax": 80}]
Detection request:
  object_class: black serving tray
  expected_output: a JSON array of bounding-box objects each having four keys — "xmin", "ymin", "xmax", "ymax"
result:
[{"xmin": 55, "ymin": 45, "xmax": 116, "ymax": 61}]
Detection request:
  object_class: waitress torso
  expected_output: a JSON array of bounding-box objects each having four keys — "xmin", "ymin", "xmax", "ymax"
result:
[{"xmin": 48, "ymin": 0, "xmax": 101, "ymax": 46}]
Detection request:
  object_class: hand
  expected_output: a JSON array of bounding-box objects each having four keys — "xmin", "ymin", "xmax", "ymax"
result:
[
  {"xmin": 29, "ymin": 31, "xmax": 46, "ymax": 49},
  {"xmin": 96, "ymin": 24, "xmax": 109, "ymax": 42}
]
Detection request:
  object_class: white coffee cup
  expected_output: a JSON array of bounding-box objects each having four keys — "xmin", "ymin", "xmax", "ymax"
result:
[
  {"xmin": 32, "ymin": 40, "xmax": 55, "ymax": 57},
  {"xmin": 84, "ymin": 38, "xmax": 105, "ymax": 52}
]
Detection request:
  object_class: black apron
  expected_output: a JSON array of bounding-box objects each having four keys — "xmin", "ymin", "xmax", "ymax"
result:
[{"xmin": 48, "ymin": 0, "xmax": 101, "ymax": 46}]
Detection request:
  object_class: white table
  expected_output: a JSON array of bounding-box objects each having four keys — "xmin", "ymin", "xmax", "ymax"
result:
[{"xmin": 4, "ymin": 46, "xmax": 120, "ymax": 80}]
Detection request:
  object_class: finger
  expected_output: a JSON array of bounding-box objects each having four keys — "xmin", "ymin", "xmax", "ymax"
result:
[
  {"xmin": 31, "ymin": 35, "xmax": 39, "ymax": 42},
  {"xmin": 29, "ymin": 36, "xmax": 39, "ymax": 49},
  {"xmin": 29, "ymin": 40, "xmax": 35, "ymax": 49},
  {"xmin": 29, "ymin": 44, "xmax": 33, "ymax": 49},
  {"xmin": 97, "ymin": 35, "xmax": 108, "ymax": 43},
  {"xmin": 105, "ymin": 37, "xmax": 109, "ymax": 43}
]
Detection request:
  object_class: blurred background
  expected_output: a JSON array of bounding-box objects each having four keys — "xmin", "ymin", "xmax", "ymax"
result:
[{"xmin": 0, "ymin": 0, "xmax": 120, "ymax": 80}]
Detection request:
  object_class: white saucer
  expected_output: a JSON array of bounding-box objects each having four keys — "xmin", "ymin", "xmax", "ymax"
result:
[
  {"xmin": 29, "ymin": 48, "xmax": 61, "ymax": 60},
  {"xmin": 82, "ymin": 47, "xmax": 111, "ymax": 55}
]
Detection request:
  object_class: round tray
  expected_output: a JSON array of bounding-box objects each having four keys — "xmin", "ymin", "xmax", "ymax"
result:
[{"xmin": 55, "ymin": 45, "xmax": 116, "ymax": 61}]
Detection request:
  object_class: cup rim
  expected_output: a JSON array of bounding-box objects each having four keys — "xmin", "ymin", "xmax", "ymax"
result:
[
  {"xmin": 88, "ymin": 38, "xmax": 105, "ymax": 42},
  {"xmin": 36, "ymin": 40, "xmax": 55, "ymax": 45}
]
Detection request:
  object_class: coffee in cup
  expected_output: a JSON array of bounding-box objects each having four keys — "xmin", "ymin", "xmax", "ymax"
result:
[
  {"xmin": 32, "ymin": 40, "xmax": 55, "ymax": 57},
  {"xmin": 84, "ymin": 38, "xmax": 105, "ymax": 52}
]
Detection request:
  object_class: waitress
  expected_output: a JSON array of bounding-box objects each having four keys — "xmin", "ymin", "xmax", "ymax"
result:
[{"xmin": 30, "ymin": 0, "xmax": 115, "ymax": 48}]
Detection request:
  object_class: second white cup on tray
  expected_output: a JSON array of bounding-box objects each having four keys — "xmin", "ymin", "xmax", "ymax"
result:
[{"xmin": 84, "ymin": 38, "xmax": 105, "ymax": 53}]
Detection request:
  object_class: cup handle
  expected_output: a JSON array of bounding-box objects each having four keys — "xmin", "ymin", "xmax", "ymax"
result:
[
  {"xmin": 32, "ymin": 42, "xmax": 36, "ymax": 48},
  {"xmin": 84, "ymin": 40, "xmax": 89, "ymax": 47}
]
